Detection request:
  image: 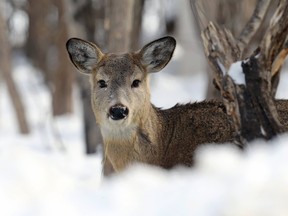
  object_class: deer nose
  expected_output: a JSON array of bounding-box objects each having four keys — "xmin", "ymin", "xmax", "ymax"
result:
[{"xmin": 109, "ymin": 104, "xmax": 129, "ymax": 120}]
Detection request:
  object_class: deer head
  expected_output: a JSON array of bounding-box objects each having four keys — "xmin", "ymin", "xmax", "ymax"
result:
[{"xmin": 66, "ymin": 37, "xmax": 176, "ymax": 130}]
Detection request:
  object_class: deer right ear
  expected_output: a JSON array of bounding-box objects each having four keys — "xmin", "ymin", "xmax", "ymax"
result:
[
  {"xmin": 138, "ymin": 36, "xmax": 176, "ymax": 73},
  {"xmin": 66, "ymin": 38, "xmax": 103, "ymax": 74}
]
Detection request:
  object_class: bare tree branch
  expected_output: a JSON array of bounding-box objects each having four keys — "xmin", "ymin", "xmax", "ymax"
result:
[
  {"xmin": 272, "ymin": 40, "xmax": 288, "ymax": 77},
  {"xmin": 260, "ymin": 0, "xmax": 288, "ymax": 72},
  {"xmin": 237, "ymin": 0, "xmax": 272, "ymax": 54}
]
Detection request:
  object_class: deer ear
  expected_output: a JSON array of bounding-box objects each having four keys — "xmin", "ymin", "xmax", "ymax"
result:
[
  {"xmin": 66, "ymin": 38, "xmax": 103, "ymax": 74},
  {"xmin": 138, "ymin": 36, "xmax": 176, "ymax": 73}
]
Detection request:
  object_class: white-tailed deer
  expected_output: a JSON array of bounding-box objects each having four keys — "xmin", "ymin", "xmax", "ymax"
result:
[{"xmin": 66, "ymin": 36, "xmax": 288, "ymax": 173}]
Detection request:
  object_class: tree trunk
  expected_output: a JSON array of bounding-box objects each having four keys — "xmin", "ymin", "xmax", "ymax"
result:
[
  {"xmin": 105, "ymin": 0, "xmax": 144, "ymax": 52},
  {"xmin": 51, "ymin": 0, "xmax": 74, "ymax": 116},
  {"xmin": 78, "ymin": 75, "xmax": 103, "ymax": 154},
  {"xmin": 0, "ymin": 12, "xmax": 30, "ymax": 134},
  {"xmin": 26, "ymin": 0, "xmax": 52, "ymax": 79}
]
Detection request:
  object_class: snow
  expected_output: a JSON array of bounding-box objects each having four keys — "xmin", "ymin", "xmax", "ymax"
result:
[
  {"xmin": 228, "ymin": 61, "xmax": 246, "ymax": 85},
  {"xmin": 1, "ymin": 53, "xmax": 288, "ymax": 215},
  {"xmin": 151, "ymin": 72, "xmax": 207, "ymax": 108},
  {"xmin": 9, "ymin": 9, "xmax": 29, "ymax": 46}
]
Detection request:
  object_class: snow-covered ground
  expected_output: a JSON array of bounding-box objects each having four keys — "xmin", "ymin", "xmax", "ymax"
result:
[{"xmin": 1, "ymin": 53, "xmax": 288, "ymax": 215}]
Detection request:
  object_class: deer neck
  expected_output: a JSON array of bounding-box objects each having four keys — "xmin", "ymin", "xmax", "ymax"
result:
[{"xmin": 101, "ymin": 103, "xmax": 160, "ymax": 172}]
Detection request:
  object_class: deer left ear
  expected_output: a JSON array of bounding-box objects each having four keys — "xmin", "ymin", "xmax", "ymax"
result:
[{"xmin": 138, "ymin": 36, "xmax": 176, "ymax": 73}]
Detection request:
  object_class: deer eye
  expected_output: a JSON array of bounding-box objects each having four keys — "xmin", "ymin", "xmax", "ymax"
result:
[
  {"xmin": 98, "ymin": 80, "xmax": 107, "ymax": 88},
  {"xmin": 131, "ymin": 79, "xmax": 141, "ymax": 88}
]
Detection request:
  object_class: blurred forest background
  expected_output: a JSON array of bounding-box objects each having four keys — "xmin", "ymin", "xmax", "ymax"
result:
[{"xmin": 0, "ymin": 0, "xmax": 279, "ymax": 155}]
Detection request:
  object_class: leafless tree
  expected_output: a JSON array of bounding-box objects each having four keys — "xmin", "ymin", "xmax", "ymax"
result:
[
  {"xmin": 191, "ymin": 0, "xmax": 277, "ymax": 99},
  {"xmin": 200, "ymin": 0, "xmax": 288, "ymax": 146},
  {"xmin": 0, "ymin": 10, "xmax": 30, "ymax": 134}
]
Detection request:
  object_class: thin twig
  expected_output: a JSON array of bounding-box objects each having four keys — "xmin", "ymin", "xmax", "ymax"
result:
[{"xmin": 271, "ymin": 40, "xmax": 288, "ymax": 77}]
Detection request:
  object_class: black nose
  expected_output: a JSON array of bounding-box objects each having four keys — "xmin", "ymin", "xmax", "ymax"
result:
[{"xmin": 109, "ymin": 105, "xmax": 129, "ymax": 120}]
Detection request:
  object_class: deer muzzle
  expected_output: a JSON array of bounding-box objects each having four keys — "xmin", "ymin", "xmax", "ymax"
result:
[{"xmin": 109, "ymin": 104, "xmax": 129, "ymax": 121}]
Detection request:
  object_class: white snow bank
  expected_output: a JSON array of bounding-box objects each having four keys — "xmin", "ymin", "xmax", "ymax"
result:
[
  {"xmin": 96, "ymin": 135, "xmax": 288, "ymax": 216},
  {"xmin": 0, "ymin": 140, "xmax": 102, "ymax": 216},
  {"xmin": 1, "ymin": 134, "xmax": 288, "ymax": 215}
]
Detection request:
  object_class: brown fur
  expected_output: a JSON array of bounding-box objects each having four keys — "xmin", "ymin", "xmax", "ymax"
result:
[{"xmin": 66, "ymin": 37, "xmax": 288, "ymax": 174}]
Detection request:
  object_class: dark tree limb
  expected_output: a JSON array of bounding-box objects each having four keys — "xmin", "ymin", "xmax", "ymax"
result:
[
  {"xmin": 242, "ymin": 52, "xmax": 283, "ymax": 139},
  {"xmin": 247, "ymin": 0, "xmax": 288, "ymax": 136}
]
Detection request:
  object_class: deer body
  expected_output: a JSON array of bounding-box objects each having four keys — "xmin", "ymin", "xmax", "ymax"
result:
[
  {"xmin": 66, "ymin": 37, "xmax": 288, "ymax": 173},
  {"xmin": 101, "ymin": 100, "xmax": 234, "ymax": 172}
]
